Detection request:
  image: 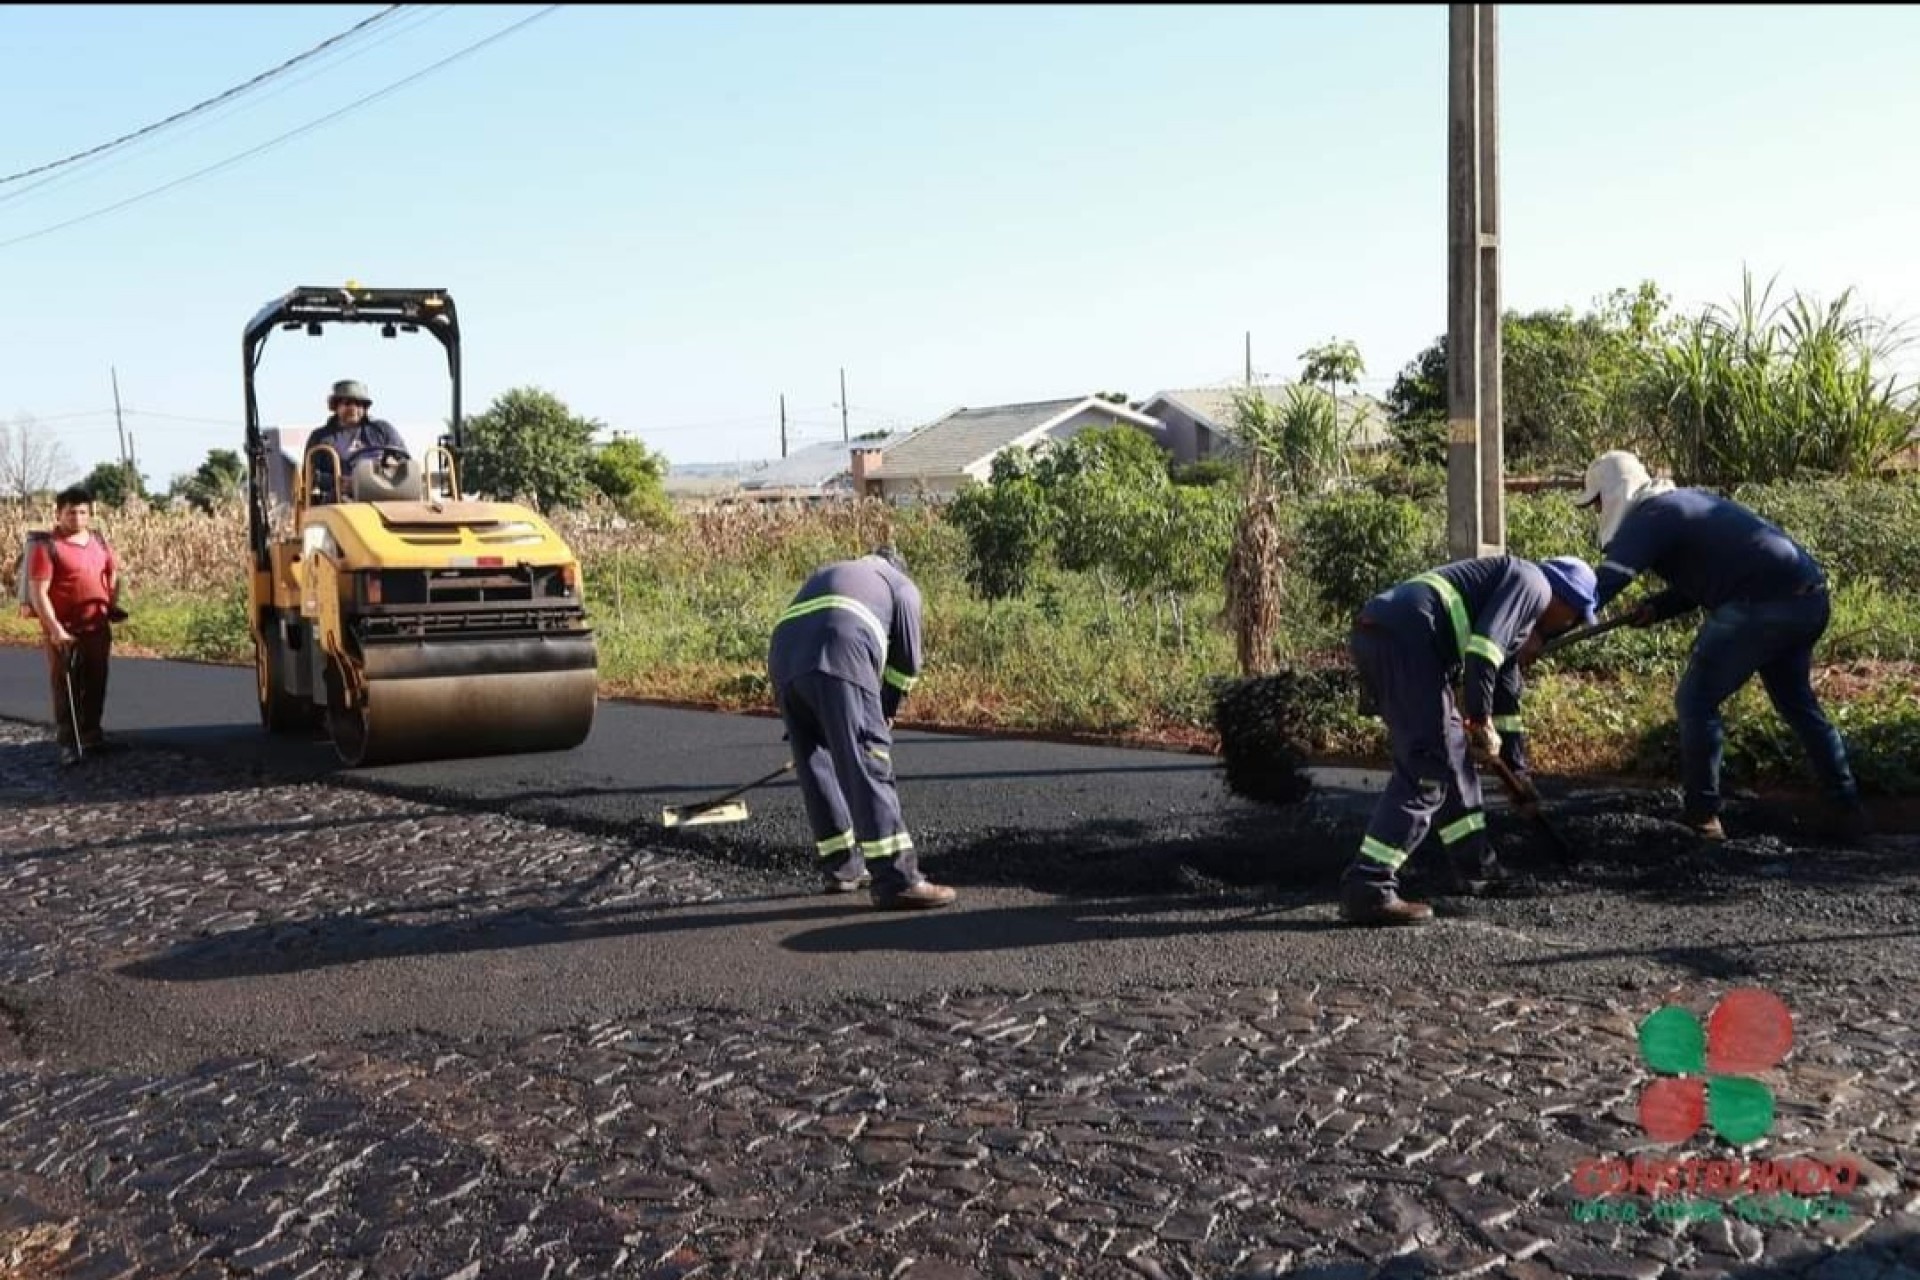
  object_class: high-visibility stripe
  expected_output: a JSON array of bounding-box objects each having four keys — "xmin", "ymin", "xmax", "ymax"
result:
[
  {"xmin": 1493, "ymin": 715, "xmax": 1525, "ymax": 734},
  {"xmin": 1439, "ymin": 812, "xmax": 1487, "ymax": 845},
  {"xmin": 1358, "ymin": 835, "xmax": 1407, "ymax": 869},
  {"xmin": 1413, "ymin": 573, "xmax": 1471, "ymax": 660},
  {"xmin": 776, "ymin": 593, "xmax": 889, "ymax": 657},
  {"xmin": 1465, "ymin": 635, "xmax": 1507, "ymax": 666},
  {"xmin": 816, "ymin": 831, "xmax": 854, "ymax": 856},
  {"xmin": 865, "ymin": 744, "xmax": 890, "ymax": 763},
  {"xmin": 1600, "ymin": 560, "xmax": 1637, "ymax": 579},
  {"xmin": 862, "ymin": 833, "xmax": 915, "ymax": 860},
  {"xmin": 883, "ymin": 666, "xmax": 917, "ymax": 692}
]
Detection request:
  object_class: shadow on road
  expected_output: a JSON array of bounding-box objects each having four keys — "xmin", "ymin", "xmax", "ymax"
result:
[{"xmin": 115, "ymin": 889, "xmax": 1341, "ymax": 985}]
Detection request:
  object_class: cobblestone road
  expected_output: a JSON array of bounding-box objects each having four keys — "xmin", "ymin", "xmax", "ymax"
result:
[{"xmin": 2, "ymin": 722, "xmax": 1916, "ymax": 1280}]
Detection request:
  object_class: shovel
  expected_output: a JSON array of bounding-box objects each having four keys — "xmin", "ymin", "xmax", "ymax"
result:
[
  {"xmin": 661, "ymin": 760, "xmax": 794, "ymax": 829},
  {"xmin": 1540, "ymin": 612, "xmax": 1634, "ymax": 659},
  {"xmin": 1485, "ymin": 755, "xmax": 1576, "ymax": 863}
]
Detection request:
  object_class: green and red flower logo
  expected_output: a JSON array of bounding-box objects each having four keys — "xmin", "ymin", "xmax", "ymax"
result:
[{"xmin": 1637, "ymin": 988, "xmax": 1794, "ymax": 1145}]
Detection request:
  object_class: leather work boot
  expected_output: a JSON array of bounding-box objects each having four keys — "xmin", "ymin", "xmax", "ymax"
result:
[
  {"xmin": 872, "ymin": 879, "xmax": 958, "ymax": 911},
  {"xmin": 1340, "ymin": 880, "xmax": 1434, "ymax": 927},
  {"xmin": 1682, "ymin": 812, "xmax": 1726, "ymax": 842}
]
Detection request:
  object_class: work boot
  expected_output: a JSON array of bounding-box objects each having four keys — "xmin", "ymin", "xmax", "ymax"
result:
[
  {"xmin": 1339, "ymin": 879, "xmax": 1433, "ymax": 927},
  {"xmin": 1681, "ymin": 812, "xmax": 1726, "ymax": 842},
  {"xmin": 1446, "ymin": 855, "xmax": 1513, "ymax": 899},
  {"xmin": 821, "ymin": 870, "xmax": 872, "ymax": 895},
  {"xmin": 58, "ymin": 745, "xmax": 82, "ymax": 768},
  {"xmin": 872, "ymin": 879, "xmax": 957, "ymax": 911}
]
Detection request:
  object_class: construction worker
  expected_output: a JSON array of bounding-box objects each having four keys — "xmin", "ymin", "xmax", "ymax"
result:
[
  {"xmin": 1579, "ymin": 450, "xmax": 1870, "ymax": 842},
  {"xmin": 1342, "ymin": 554, "xmax": 1599, "ymax": 927},
  {"xmin": 25, "ymin": 486, "xmax": 126, "ymax": 767},
  {"xmin": 768, "ymin": 545, "xmax": 957, "ymax": 910},
  {"xmin": 305, "ymin": 379, "xmax": 408, "ymax": 503}
]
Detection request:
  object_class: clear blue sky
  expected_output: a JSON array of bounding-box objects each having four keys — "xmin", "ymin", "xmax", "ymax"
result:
[{"xmin": 5, "ymin": 4, "xmax": 1919, "ymax": 488}]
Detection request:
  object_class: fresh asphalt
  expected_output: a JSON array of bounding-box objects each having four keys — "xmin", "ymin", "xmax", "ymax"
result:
[{"xmin": 3, "ymin": 645, "xmax": 1916, "ymax": 1072}]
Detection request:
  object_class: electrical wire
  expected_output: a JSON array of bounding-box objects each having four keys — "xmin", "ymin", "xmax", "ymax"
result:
[
  {"xmin": 0, "ymin": 5, "xmax": 564, "ymax": 252},
  {"xmin": 0, "ymin": 6, "xmax": 457, "ymax": 210},
  {"xmin": 0, "ymin": 5, "xmax": 405, "ymax": 188}
]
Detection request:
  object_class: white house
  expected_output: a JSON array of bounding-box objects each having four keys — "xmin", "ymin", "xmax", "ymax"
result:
[
  {"xmin": 852, "ymin": 396, "xmax": 1168, "ymax": 501},
  {"xmin": 1136, "ymin": 383, "xmax": 1393, "ymax": 463}
]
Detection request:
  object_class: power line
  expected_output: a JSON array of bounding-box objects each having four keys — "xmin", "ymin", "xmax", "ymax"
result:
[
  {"xmin": 0, "ymin": 5, "xmax": 564, "ymax": 252},
  {"xmin": 0, "ymin": 5, "xmax": 406, "ymax": 189},
  {"xmin": 0, "ymin": 6, "xmax": 456, "ymax": 211}
]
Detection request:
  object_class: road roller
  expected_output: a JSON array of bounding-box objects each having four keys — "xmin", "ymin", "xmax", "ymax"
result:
[{"xmin": 243, "ymin": 284, "xmax": 599, "ymax": 767}]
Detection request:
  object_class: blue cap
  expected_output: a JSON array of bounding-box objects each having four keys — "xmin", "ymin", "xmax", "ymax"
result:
[{"xmin": 1539, "ymin": 556, "xmax": 1598, "ymax": 625}]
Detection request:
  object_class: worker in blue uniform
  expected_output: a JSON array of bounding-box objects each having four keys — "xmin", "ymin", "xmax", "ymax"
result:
[
  {"xmin": 769, "ymin": 546, "xmax": 957, "ymax": 910},
  {"xmin": 1342, "ymin": 554, "xmax": 1599, "ymax": 927},
  {"xmin": 1579, "ymin": 450, "xmax": 1871, "ymax": 843}
]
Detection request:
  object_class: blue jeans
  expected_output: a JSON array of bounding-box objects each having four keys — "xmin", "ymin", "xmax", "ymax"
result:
[{"xmin": 1674, "ymin": 591, "xmax": 1857, "ymax": 818}]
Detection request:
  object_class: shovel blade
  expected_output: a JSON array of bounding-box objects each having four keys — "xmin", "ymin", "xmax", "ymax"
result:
[{"xmin": 661, "ymin": 800, "xmax": 752, "ymax": 829}]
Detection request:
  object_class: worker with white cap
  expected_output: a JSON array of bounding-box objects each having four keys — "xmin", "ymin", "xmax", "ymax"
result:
[{"xmin": 1578, "ymin": 450, "xmax": 1869, "ymax": 842}]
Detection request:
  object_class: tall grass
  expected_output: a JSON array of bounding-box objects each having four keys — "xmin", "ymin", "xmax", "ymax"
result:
[{"xmin": 1643, "ymin": 270, "xmax": 1919, "ymax": 485}]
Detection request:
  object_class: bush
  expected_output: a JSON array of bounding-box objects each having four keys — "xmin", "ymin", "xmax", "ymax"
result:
[
  {"xmin": 1299, "ymin": 491, "xmax": 1438, "ymax": 619},
  {"xmin": 1733, "ymin": 475, "xmax": 1920, "ymax": 595},
  {"xmin": 1504, "ymin": 489, "xmax": 1595, "ymax": 563}
]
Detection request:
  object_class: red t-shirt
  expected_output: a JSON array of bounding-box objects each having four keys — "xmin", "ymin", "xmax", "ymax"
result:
[{"xmin": 27, "ymin": 534, "xmax": 117, "ymax": 632}]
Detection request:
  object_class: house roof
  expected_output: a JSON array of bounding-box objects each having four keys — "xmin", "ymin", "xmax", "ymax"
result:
[
  {"xmin": 738, "ymin": 439, "xmax": 858, "ymax": 491},
  {"xmin": 1142, "ymin": 383, "xmax": 1392, "ymax": 449},
  {"xmin": 876, "ymin": 397, "xmax": 1161, "ymax": 479}
]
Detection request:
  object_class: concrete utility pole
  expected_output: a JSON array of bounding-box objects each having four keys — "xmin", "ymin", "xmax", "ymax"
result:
[
  {"xmin": 1245, "ymin": 332, "xmax": 1252, "ymax": 386},
  {"xmin": 1447, "ymin": 3, "xmax": 1504, "ymax": 558},
  {"xmin": 839, "ymin": 368, "xmax": 850, "ymax": 442},
  {"xmin": 111, "ymin": 367, "xmax": 130, "ymax": 477},
  {"xmin": 779, "ymin": 393, "xmax": 788, "ymax": 459}
]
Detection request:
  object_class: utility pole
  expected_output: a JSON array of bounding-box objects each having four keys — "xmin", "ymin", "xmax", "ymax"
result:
[
  {"xmin": 779, "ymin": 393, "xmax": 788, "ymax": 459},
  {"xmin": 839, "ymin": 368, "xmax": 849, "ymax": 442},
  {"xmin": 1245, "ymin": 332, "xmax": 1252, "ymax": 386},
  {"xmin": 1447, "ymin": 3, "xmax": 1503, "ymax": 559},
  {"xmin": 110, "ymin": 366, "xmax": 131, "ymax": 479}
]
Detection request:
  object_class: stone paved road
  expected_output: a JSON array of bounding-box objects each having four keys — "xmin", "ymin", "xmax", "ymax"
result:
[{"xmin": 2, "ymin": 694, "xmax": 1918, "ymax": 1276}]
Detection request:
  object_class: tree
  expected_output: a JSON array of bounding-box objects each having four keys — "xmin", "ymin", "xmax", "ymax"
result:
[
  {"xmin": 1029, "ymin": 426, "xmax": 1173, "ymax": 575},
  {"xmin": 461, "ymin": 386, "xmax": 600, "ymax": 512},
  {"xmin": 1384, "ymin": 282, "xmax": 1676, "ymax": 471},
  {"xmin": 81, "ymin": 460, "xmax": 147, "ymax": 508},
  {"xmin": 1299, "ymin": 338, "xmax": 1366, "ymax": 410},
  {"xmin": 945, "ymin": 449, "xmax": 1052, "ymax": 606},
  {"xmin": 586, "ymin": 434, "xmax": 672, "ymax": 525},
  {"xmin": 0, "ymin": 415, "xmax": 74, "ymax": 504},
  {"xmin": 172, "ymin": 448, "xmax": 246, "ymax": 514}
]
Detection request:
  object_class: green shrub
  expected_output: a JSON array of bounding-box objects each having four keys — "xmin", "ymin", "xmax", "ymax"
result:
[
  {"xmin": 1733, "ymin": 475, "xmax": 1920, "ymax": 595},
  {"xmin": 1299, "ymin": 491, "xmax": 1437, "ymax": 619}
]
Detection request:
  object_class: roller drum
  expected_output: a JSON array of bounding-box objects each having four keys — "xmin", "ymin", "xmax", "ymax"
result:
[{"xmin": 330, "ymin": 634, "xmax": 598, "ymax": 767}]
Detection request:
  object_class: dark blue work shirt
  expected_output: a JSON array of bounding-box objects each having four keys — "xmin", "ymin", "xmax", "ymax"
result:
[
  {"xmin": 1594, "ymin": 490, "xmax": 1824, "ymax": 620},
  {"xmin": 768, "ymin": 556, "xmax": 925, "ymax": 719}
]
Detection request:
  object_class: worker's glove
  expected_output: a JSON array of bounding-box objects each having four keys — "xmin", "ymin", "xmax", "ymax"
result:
[
  {"xmin": 107, "ymin": 607, "xmax": 129, "ymax": 624},
  {"xmin": 1465, "ymin": 719, "xmax": 1502, "ymax": 765}
]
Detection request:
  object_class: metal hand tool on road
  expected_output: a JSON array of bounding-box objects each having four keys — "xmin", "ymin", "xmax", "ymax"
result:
[
  {"xmin": 660, "ymin": 760, "xmax": 795, "ymax": 828},
  {"xmin": 63, "ymin": 644, "xmax": 84, "ymax": 762},
  {"xmin": 1484, "ymin": 754, "xmax": 1575, "ymax": 863}
]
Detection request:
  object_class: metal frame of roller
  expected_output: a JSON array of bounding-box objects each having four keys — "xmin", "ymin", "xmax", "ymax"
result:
[{"xmin": 242, "ymin": 284, "xmax": 599, "ymax": 767}]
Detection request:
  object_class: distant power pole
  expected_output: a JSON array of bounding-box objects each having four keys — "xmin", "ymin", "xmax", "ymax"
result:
[
  {"xmin": 779, "ymin": 393, "xmax": 788, "ymax": 459},
  {"xmin": 110, "ymin": 366, "xmax": 130, "ymax": 475},
  {"xmin": 1244, "ymin": 332, "xmax": 1252, "ymax": 385},
  {"xmin": 1447, "ymin": 3, "xmax": 1504, "ymax": 559},
  {"xmin": 839, "ymin": 368, "xmax": 849, "ymax": 442}
]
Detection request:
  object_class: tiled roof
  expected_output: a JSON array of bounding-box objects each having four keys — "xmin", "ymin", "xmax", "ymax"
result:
[{"xmin": 875, "ymin": 399, "xmax": 1087, "ymax": 478}]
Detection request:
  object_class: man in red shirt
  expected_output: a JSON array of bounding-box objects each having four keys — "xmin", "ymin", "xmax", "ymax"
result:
[{"xmin": 26, "ymin": 486, "xmax": 122, "ymax": 766}]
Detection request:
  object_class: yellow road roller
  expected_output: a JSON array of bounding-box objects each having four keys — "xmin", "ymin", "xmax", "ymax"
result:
[{"xmin": 243, "ymin": 284, "xmax": 598, "ymax": 766}]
